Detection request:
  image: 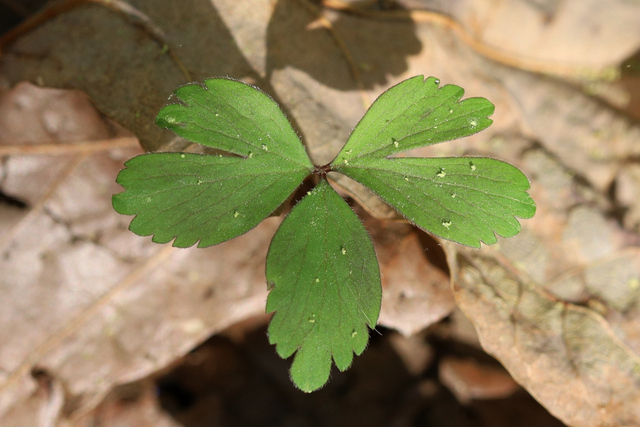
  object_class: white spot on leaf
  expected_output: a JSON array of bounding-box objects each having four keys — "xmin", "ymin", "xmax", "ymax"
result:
[{"xmin": 181, "ymin": 318, "xmax": 205, "ymax": 334}]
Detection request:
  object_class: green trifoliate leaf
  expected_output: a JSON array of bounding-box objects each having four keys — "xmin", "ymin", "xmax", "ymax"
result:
[
  {"xmin": 113, "ymin": 78, "xmax": 313, "ymax": 247},
  {"xmin": 334, "ymin": 157, "xmax": 535, "ymax": 247},
  {"xmin": 113, "ymin": 75, "xmax": 535, "ymax": 393},
  {"xmin": 266, "ymin": 180, "xmax": 381, "ymax": 392},
  {"xmin": 332, "ymin": 75, "xmax": 536, "ymax": 247},
  {"xmin": 332, "ymin": 75, "xmax": 495, "ymax": 163}
]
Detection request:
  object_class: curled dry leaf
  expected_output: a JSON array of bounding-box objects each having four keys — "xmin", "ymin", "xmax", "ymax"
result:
[
  {"xmin": 448, "ymin": 138, "xmax": 640, "ymax": 426},
  {"xmin": 449, "ymin": 248, "xmax": 640, "ymax": 427},
  {"xmin": 548, "ymin": 249, "xmax": 640, "ymax": 354},
  {"xmin": 496, "ymin": 70, "xmax": 640, "ymax": 194}
]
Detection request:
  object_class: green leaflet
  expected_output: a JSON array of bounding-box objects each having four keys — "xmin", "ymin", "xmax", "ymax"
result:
[
  {"xmin": 112, "ymin": 153, "xmax": 309, "ymax": 247},
  {"xmin": 113, "ymin": 78, "xmax": 313, "ymax": 247},
  {"xmin": 156, "ymin": 78, "xmax": 312, "ymax": 164},
  {"xmin": 334, "ymin": 157, "xmax": 535, "ymax": 247},
  {"xmin": 266, "ymin": 180, "xmax": 381, "ymax": 392},
  {"xmin": 332, "ymin": 76, "xmax": 495, "ymax": 163},
  {"xmin": 332, "ymin": 76, "xmax": 535, "ymax": 247}
]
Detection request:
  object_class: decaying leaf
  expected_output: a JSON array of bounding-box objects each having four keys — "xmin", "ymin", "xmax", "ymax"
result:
[
  {"xmin": 361, "ymin": 213, "xmax": 454, "ymax": 336},
  {"xmin": 1, "ymin": 0, "xmax": 640, "ymax": 423},
  {"xmin": 449, "ymin": 247, "xmax": 640, "ymax": 426},
  {"xmin": 449, "ymin": 139, "xmax": 640, "ymax": 425},
  {"xmin": 0, "ymin": 82, "xmax": 276, "ymax": 422}
]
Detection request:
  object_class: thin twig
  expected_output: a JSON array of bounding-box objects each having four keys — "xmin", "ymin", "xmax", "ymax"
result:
[{"xmin": 0, "ymin": 136, "xmax": 139, "ymax": 156}]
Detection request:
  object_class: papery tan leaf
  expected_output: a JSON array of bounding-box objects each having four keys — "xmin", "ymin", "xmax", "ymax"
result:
[
  {"xmin": 0, "ymin": 0, "xmax": 257, "ymax": 152},
  {"xmin": 548, "ymin": 249, "xmax": 640, "ymax": 354},
  {"xmin": 2, "ymin": 0, "xmax": 640, "ymax": 423},
  {"xmin": 455, "ymin": 0, "xmax": 640, "ymax": 72},
  {"xmin": 449, "ymin": 247, "xmax": 640, "ymax": 427},
  {"xmin": 449, "ymin": 140, "xmax": 640, "ymax": 426},
  {"xmin": 365, "ymin": 218, "xmax": 454, "ymax": 336},
  {"xmin": 0, "ymin": 83, "xmax": 273, "ymax": 422},
  {"xmin": 496, "ymin": 70, "xmax": 640, "ymax": 193}
]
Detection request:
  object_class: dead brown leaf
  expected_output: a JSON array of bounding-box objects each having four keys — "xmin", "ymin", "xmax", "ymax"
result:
[
  {"xmin": 358, "ymin": 211, "xmax": 454, "ymax": 336},
  {"xmin": 1, "ymin": 0, "xmax": 640, "ymax": 425},
  {"xmin": 449, "ymin": 247, "xmax": 640, "ymax": 427},
  {"xmin": 355, "ymin": 0, "xmax": 639, "ymax": 78},
  {"xmin": 0, "ymin": 82, "xmax": 275, "ymax": 423}
]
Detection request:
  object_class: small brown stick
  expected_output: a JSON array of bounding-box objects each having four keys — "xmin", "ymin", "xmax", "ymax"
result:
[{"xmin": 0, "ymin": 136, "xmax": 140, "ymax": 156}]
